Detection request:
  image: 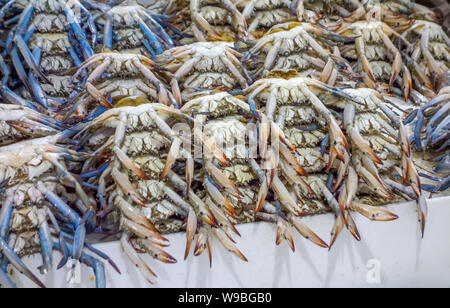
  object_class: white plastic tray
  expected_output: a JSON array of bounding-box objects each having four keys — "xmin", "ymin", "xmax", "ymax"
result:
[{"xmin": 9, "ymin": 196, "xmax": 450, "ymax": 288}]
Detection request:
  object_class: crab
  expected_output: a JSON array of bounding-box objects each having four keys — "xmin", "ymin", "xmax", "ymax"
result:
[
  {"xmin": 325, "ymin": 87, "xmax": 428, "ymax": 236},
  {"xmin": 401, "ymin": 21, "xmax": 450, "ymax": 95},
  {"xmin": 67, "ymin": 52, "xmax": 178, "ymax": 121},
  {"xmin": 336, "ymin": 20, "xmax": 414, "ymax": 100},
  {"xmin": 179, "ymin": 90, "xmax": 329, "ymax": 254},
  {"xmin": 404, "ymin": 87, "xmax": 450, "ymax": 180},
  {"xmin": 85, "ymin": 1, "xmax": 174, "ymax": 56},
  {"xmin": 240, "ymin": 0, "xmax": 322, "ymax": 37},
  {"xmin": 242, "ymin": 22, "xmax": 342, "ymax": 83},
  {"xmin": 0, "ymin": 0, "xmax": 95, "ymax": 103},
  {"xmin": 188, "ymin": 0, "xmax": 248, "ymax": 42},
  {"xmin": 75, "ymin": 100, "xmax": 232, "ymax": 283},
  {"xmin": 158, "ymin": 42, "xmax": 250, "ymax": 98},
  {"xmin": 0, "ymin": 103, "xmax": 64, "ymax": 146},
  {"xmin": 0, "ymin": 132, "xmax": 110, "ymax": 287},
  {"xmin": 242, "ymin": 75, "xmax": 366, "ymax": 246}
]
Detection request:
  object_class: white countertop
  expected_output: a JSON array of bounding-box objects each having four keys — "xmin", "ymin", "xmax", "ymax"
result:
[{"xmin": 9, "ymin": 196, "xmax": 450, "ymax": 288}]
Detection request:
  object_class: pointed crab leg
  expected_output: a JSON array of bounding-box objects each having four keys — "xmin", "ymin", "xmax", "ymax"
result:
[
  {"xmin": 351, "ymin": 202, "xmax": 398, "ymax": 221},
  {"xmin": 205, "ymin": 176, "xmax": 235, "ymax": 217},
  {"xmin": 276, "ymin": 216, "xmax": 295, "ymax": 252},
  {"xmin": 139, "ymin": 239, "xmax": 177, "ymax": 264},
  {"xmin": 194, "ymin": 226, "xmax": 213, "ymax": 267},
  {"xmin": 288, "ymin": 214, "xmax": 328, "ymax": 248},
  {"xmin": 205, "ymin": 160, "xmax": 242, "ymax": 198},
  {"xmin": 212, "ymin": 228, "xmax": 247, "ymax": 262},
  {"xmin": 184, "ymin": 207, "xmax": 197, "ymax": 260},
  {"xmin": 120, "ymin": 232, "xmax": 156, "ymax": 284}
]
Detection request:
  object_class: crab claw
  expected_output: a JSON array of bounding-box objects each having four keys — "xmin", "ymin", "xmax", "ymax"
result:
[
  {"xmin": 213, "ymin": 228, "xmax": 247, "ymax": 262},
  {"xmin": 289, "ymin": 215, "xmax": 328, "ymax": 248},
  {"xmin": 140, "ymin": 240, "xmax": 177, "ymax": 264},
  {"xmin": 184, "ymin": 207, "xmax": 197, "ymax": 260},
  {"xmin": 399, "ymin": 123, "xmax": 411, "ymax": 157},
  {"xmin": 329, "ymin": 212, "xmax": 345, "ymax": 250},
  {"xmin": 279, "ymin": 143, "xmax": 308, "ymax": 177},
  {"xmin": 402, "ymin": 66, "xmax": 412, "ymax": 101},
  {"xmin": 120, "ymin": 233, "xmax": 156, "ymax": 284},
  {"xmin": 205, "ymin": 176, "xmax": 235, "ymax": 217},
  {"xmin": 406, "ymin": 156, "xmax": 422, "ymax": 197},
  {"xmin": 417, "ymin": 194, "xmax": 428, "ymax": 238},
  {"xmin": 276, "ymin": 217, "xmax": 295, "ymax": 252},
  {"xmin": 254, "ymin": 171, "xmax": 271, "ymax": 215},
  {"xmin": 345, "ymin": 166, "xmax": 358, "ymax": 207},
  {"xmin": 112, "ymin": 169, "xmax": 147, "ymax": 207},
  {"xmin": 358, "ymin": 166, "xmax": 393, "ymax": 200},
  {"xmin": 349, "ymin": 127, "xmax": 382, "ymax": 165},
  {"xmin": 114, "ymin": 146, "xmax": 150, "ymax": 180},
  {"xmin": 344, "ymin": 210, "xmax": 361, "ymax": 242},
  {"xmin": 194, "ymin": 226, "xmax": 213, "ymax": 267},
  {"xmin": 389, "ymin": 51, "xmax": 402, "ymax": 89},
  {"xmin": 351, "ymin": 202, "xmax": 398, "ymax": 221},
  {"xmin": 161, "ymin": 137, "xmax": 182, "ymax": 181},
  {"xmin": 205, "ymin": 161, "xmax": 242, "ymax": 198},
  {"xmin": 0, "ymin": 238, "xmax": 46, "ymax": 288}
]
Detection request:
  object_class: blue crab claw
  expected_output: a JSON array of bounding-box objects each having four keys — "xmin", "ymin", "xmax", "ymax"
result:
[
  {"xmin": 80, "ymin": 161, "xmax": 110, "ymax": 179},
  {"xmin": 248, "ymin": 97, "xmax": 261, "ymax": 120},
  {"xmin": 320, "ymin": 134, "xmax": 329, "ymax": 157},
  {"xmin": 11, "ymin": 47, "xmax": 33, "ymax": 95},
  {"xmin": 14, "ymin": 3, "xmax": 33, "ymax": 33},
  {"xmin": 137, "ymin": 18, "xmax": 164, "ymax": 55},
  {"xmin": 84, "ymin": 242, "xmax": 121, "ymax": 275},
  {"xmin": 0, "ymin": 54, "xmax": 11, "ymax": 84},
  {"xmin": 143, "ymin": 13, "xmax": 174, "ymax": 48},
  {"xmin": 14, "ymin": 35, "xmax": 53, "ymax": 85},
  {"xmin": 38, "ymin": 221, "xmax": 53, "ymax": 275},
  {"xmin": 0, "ymin": 238, "xmax": 46, "ymax": 288},
  {"xmin": 414, "ymin": 109, "xmax": 424, "ymax": 150},
  {"xmin": 38, "ymin": 183, "xmax": 81, "ymax": 225},
  {"xmin": 53, "ymin": 242, "xmax": 106, "ymax": 288},
  {"xmin": 404, "ymin": 109, "xmax": 418, "ymax": 125},
  {"xmin": 65, "ymin": 7, "xmax": 94, "ymax": 59},
  {"xmin": 72, "ymin": 210, "xmax": 94, "ymax": 262},
  {"xmin": 433, "ymin": 154, "xmax": 450, "ymax": 174},
  {"xmin": 0, "ymin": 84, "xmax": 41, "ymax": 111}
]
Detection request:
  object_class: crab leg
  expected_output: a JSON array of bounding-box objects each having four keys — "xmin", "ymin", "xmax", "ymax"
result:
[
  {"xmin": 205, "ymin": 176, "xmax": 235, "ymax": 217},
  {"xmin": 184, "ymin": 207, "xmax": 197, "ymax": 260},
  {"xmin": 38, "ymin": 219, "xmax": 53, "ymax": 275},
  {"xmin": 121, "ymin": 232, "xmax": 156, "ymax": 284},
  {"xmin": 140, "ymin": 239, "xmax": 177, "ymax": 264},
  {"xmin": 276, "ymin": 216, "xmax": 295, "ymax": 252},
  {"xmin": 194, "ymin": 226, "xmax": 213, "ymax": 267},
  {"xmin": 351, "ymin": 202, "xmax": 398, "ymax": 221},
  {"xmin": 212, "ymin": 228, "xmax": 247, "ymax": 262},
  {"xmin": 288, "ymin": 214, "xmax": 328, "ymax": 248}
]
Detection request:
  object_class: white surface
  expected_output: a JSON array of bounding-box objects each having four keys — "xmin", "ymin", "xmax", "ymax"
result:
[{"xmin": 10, "ymin": 197, "xmax": 450, "ymax": 288}]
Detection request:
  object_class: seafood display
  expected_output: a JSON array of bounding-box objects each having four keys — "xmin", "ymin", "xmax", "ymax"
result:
[{"xmin": 0, "ymin": 0, "xmax": 448, "ymax": 288}]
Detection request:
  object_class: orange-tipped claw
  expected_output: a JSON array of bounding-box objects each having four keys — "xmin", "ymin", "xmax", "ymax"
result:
[
  {"xmin": 329, "ymin": 213, "xmax": 345, "ymax": 250},
  {"xmin": 184, "ymin": 208, "xmax": 197, "ymax": 260},
  {"xmin": 349, "ymin": 128, "xmax": 382, "ymax": 165}
]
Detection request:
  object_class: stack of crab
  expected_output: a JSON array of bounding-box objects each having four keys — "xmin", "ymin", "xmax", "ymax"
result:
[{"xmin": 0, "ymin": 0, "xmax": 447, "ymax": 288}]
